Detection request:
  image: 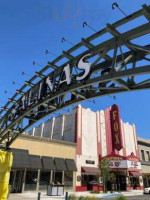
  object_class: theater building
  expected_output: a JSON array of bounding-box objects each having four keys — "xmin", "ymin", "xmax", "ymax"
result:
[{"xmin": 9, "ymin": 104, "xmax": 144, "ymax": 193}]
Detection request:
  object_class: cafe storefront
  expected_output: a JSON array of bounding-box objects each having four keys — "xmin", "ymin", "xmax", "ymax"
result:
[{"xmin": 9, "ymin": 135, "xmax": 77, "ymax": 193}]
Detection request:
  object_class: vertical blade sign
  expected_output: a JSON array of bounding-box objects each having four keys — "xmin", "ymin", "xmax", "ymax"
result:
[{"xmin": 110, "ymin": 104, "xmax": 123, "ymax": 151}]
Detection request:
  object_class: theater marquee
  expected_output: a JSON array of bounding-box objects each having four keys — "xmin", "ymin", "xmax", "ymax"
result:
[{"xmin": 109, "ymin": 160, "xmax": 141, "ymax": 170}]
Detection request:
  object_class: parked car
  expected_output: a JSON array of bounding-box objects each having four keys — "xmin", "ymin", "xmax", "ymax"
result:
[{"xmin": 144, "ymin": 187, "xmax": 150, "ymax": 194}]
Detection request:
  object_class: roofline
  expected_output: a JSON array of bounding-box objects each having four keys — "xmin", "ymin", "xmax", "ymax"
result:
[
  {"xmin": 16, "ymin": 134, "xmax": 77, "ymax": 147},
  {"xmin": 137, "ymin": 137, "xmax": 150, "ymax": 146}
]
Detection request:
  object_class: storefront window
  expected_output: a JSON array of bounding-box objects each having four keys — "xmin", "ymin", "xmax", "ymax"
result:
[
  {"xmin": 64, "ymin": 172, "xmax": 73, "ymax": 188},
  {"xmin": 54, "ymin": 172, "xmax": 62, "ymax": 184},
  {"xmin": 88, "ymin": 175, "xmax": 98, "ymax": 184},
  {"xmin": 141, "ymin": 150, "xmax": 145, "ymax": 161},
  {"xmin": 25, "ymin": 171, "xmax": 38, "ymax": 191},
  {"xmin": 39, "ymin": 171, "xmax": 51, "ymax": 190},
  {"xmin": 81, "ymin": 175, "xmax": 98, "ymax": 185}
]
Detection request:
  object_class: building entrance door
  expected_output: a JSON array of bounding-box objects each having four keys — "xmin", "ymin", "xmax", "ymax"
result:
[
  {"xmin": 119, "ymin": 176, "xmax": 126, "ymax": 191},
  {"xmin": 107, "ymin": 175, "xmax": 126, "ymax": 191}
]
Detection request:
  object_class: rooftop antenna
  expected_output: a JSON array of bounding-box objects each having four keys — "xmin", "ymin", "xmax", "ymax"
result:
[
  {"xmin": 22, "ymin": 72, "xmax": 32, "ymax": 77},
  {"xmin": 112, "ymin": 2, "xmax": 128, "ymax": 17},
  {"xmin": 45, "ymin": 50, "xmax": 58, "ymax": 58},
  {"xmin": 61, "ymin": 37, "xmax": 75, "ymax": 46},
  {"xmin": 82, "ymin": 21, "xmax": 97, "ymax": 33}
]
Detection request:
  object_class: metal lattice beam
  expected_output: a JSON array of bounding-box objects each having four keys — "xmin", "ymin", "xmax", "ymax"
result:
[{"xmin": 0, "ymin": 4, "xmax": 150, "ymax": 148}]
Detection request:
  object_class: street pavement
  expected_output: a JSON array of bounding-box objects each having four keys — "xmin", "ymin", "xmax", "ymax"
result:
[
  {"xmin": 8, "ymin": 195, "xmax": 150, "ymax": 200},
  {"xmin": 105, "ymin": 195, "xmax": 150, "ymax": 200},
  {"xmin": 125, "ymin": 196, "xmax": 150, "ymax": 200},
  {"xmin": 8, "ymin": 191, "xmax": 150, "ymax": 200}
]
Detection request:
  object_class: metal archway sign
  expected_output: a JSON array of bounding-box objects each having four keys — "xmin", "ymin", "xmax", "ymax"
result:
[{"xmin": 0, "ymin": 4, "xmax": 150, "ymax": 148}]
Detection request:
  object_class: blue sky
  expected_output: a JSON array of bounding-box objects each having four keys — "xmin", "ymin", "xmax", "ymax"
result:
[{"xmin": 0, "ymin": 0, "xmax": 150, "ymax": 139}]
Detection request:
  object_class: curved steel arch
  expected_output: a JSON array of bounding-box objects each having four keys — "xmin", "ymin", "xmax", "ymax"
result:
[{"xmin": 0, "ymin": 4, "xmax": 150, "ymax": 148}]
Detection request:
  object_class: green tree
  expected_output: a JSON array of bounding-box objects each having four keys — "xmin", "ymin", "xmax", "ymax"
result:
[{"xmin": 98, "ymin": 159, "xmax": 116, "ymax": 193}]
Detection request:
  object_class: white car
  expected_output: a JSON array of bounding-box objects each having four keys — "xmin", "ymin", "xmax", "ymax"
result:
[{"xmin": 144, "ymin": 187, "xmax": 150, "ymax": 194}]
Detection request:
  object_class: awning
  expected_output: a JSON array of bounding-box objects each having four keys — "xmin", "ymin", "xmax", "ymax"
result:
[
  {"xmin": 42, "ymin": 156, "xmax": 55, "ymax": 170},
  {"xmin": 54, "ymin": 158, "xmax": 67, "ymax": 171},
  {"xmin": 11, "ymin": 148, "xmax": 29, "ymax": 168},
  {"xmin": 129, "ymin": 171, "xmax": 142, "ymax": 176},
  {"xmin": 29, "ymin": 155, "xmax": 42, "ymax": 169},
  {"xmin": 82, "ymin": 167, "xmax": 100, "ymax": 174},
  {"xmin": 65, "ymin": 159, "xmax": 77, "ymax": 172}
]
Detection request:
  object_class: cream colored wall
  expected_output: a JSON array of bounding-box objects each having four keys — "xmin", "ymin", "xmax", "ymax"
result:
[
  {"xmin": 10, "ymin": 135, "xmax": 77, "ymax": 159},
  {"xmin": 141, "ymin": 165, "xmax": 150, "ymax": 174},
  {"xmin": 32, "ymin": 112, "xmax": 76, "ymax": 143},
  {"xmin": 123, "ymin": 122, "xmax": 136, "ymax": 156},
  {"xmin": 82, "ymin": 107, "xmax": 97, "ymax": 159},
  {"xmin": 99, "ymin": 110, "xmax": 107, "ymax": 156},
  {"xmin": 76, "ymin": 106, "xmax": 99, "ymax": 187}
]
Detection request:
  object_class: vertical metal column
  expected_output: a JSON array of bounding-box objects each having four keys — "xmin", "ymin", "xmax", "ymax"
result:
[
  {"xmin": 62, "ymin": 171, "xmax": 65, "ymax": 184},
  {"xmin": 36, "ymin": 169, "xmax": 41, "ymax": 192},
  {"xmin": 50, "ymin": 170, "xmax": 53, "ymax": 183},
  {"xmin": 21, "ymin": 169, "xmax": 26, "ymax": 192}
]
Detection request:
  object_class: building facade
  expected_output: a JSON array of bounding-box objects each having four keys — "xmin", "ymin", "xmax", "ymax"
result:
[
  {"xmin": 9, "ymin": 104, "xmax": 144, "ymax": 193},
  {"xmin": 138, "ymin": 137, "xmax": 150, "ymax": 188}
]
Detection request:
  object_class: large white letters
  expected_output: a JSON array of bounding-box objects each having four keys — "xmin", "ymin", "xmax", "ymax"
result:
[
  {"xmin": 59, "ymin": 64, "xmax": 71, "ymax": 86},
  {"xmin": 46, "ymin": 77, "xmax": 54, "ymax": 92},
  {"xmin": 76, "ymin": 53, "xmax": 91, "ymax": 81}
]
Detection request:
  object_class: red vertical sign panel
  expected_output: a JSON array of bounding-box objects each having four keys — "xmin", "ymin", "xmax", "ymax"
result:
[{"xmin": 110, "ymin": 104, "xmax": 123, "ymax": 151}]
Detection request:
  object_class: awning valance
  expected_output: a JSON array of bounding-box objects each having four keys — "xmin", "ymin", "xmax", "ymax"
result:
[
  {"xmin": 65, "ymin": 159, "xmax": 77, "ymax": 172},
  {"xmin": 11, "ymin": 148, "xmax": 29, "ymax": 168},
  {"xmin": 42, "ymin": 156, "xmax": 55, "ymax": 170},
  {"xmin": 29, "ymin": 155, "xmax": 42, "ymax": 169},
  {"xmin": 82, "ymin": 167, "xmax": 99, "ymax": 174},
  {"xmin": 54, "ymin": 158, "xmax": 67, "ymax": 171},
  {"xmin": 129, "ymin": 171, "xmax": 142, "ymax": 176}
]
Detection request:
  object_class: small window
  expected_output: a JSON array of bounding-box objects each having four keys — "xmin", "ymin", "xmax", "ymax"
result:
[
  {"xmin": 146, "ymin": 151, "xmax": 150, "ymax": 161},
  {"xmin": 141, "ymin": 150, "xmax": 145, "ymax": 161}
]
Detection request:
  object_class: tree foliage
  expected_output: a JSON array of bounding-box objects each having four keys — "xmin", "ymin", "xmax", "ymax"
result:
[{"xmin": 98, "ymin": 159, "xmax": 116, "ymax": 192}]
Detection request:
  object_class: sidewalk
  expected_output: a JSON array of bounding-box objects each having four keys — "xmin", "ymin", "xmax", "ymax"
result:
[{"xmin": 8, "ymin": 190, "xmax": 144, "ymax": 200}]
